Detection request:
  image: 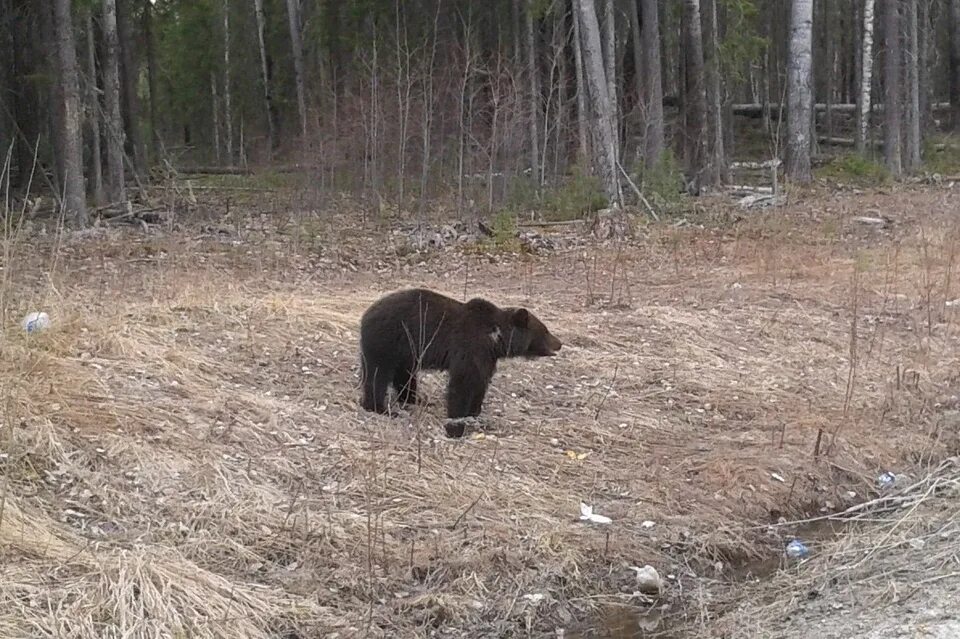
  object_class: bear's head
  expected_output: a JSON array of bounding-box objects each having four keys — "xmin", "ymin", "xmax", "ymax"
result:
[{"xmin": 502, "ymin": 308, "xmax": 563, "ymax": 358}]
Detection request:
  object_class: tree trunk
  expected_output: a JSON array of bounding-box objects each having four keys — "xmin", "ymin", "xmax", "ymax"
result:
[
  {"xmin": 904, "ymin": 0, "xmax": 921, "ymax": 170},
  {"xmin": 785, "ymin": 0, "xmax": 813, "ymax": 183},
  {"xmin": 950, "ymin": 0, "xmax": 960, "ymax": 130},
  {"xmin": 682, "ymin": 0, "xmax": 707, "ymax": 193},
  {"xmin": 252, "ymin": 0, "xmax": 276, "ymax": 155},
  {"xmin": 222, "ymin": 0, "xmax": 233, "ymax": 164},
  {"xmin": 524, "ymin": 0, "xmax": 542, "ymax": 188},
  {"xmin": 628, "ymin": 0, "xmax": 644, "ymax": 139},
  {"xmin": 53, "ymin": 0, "xmax": 87, "ymax": 226},
  {"xmin": 286, "ymin": 0, "xmax": 308, "ymax": 142},
  {"xmin": 116, "ymin": 0, "xmax": 143, "ymax": 175},
  {"xmin": 211, "ymin": 72, "xmax": 221, "ymax": 163},
  {"xmin": 856, "ymin": 0, "xmax": 876, "ymax": 152},
  {"xmin": 571, "ymin": 1, "xmax": 591, "ymax": 166},
  {"xmin": 702, "ymin": 0, "xmax": 723, "ymax": 186},
  {"xmin": 640, "ymin": 0, "xmax": 664, "ymax": 167},
  {"xmin": 575, "ymin": 0, "xmax": 621, "ymax": 206},
  {"xmin": 40, "ymin": 2, "xmax": 66, "ymax": 196},
  {"xmin": 101, "ymin": 0, "xmax": 126, "ymax": 203},
  {"xmin": 601, "ymin": 0, "xmax": 618, "ymax": 160},
  {"xmin": 143, "ymin": 1, "xmax": 160, "ymax": 162},
  {"xmin": 83, "ymin": 9, "xmax": 104, "ymax": 206},
  {"xmin": 883, "ymin": 0, "xmax": 902, "ymax": 175},
  {"xmin": 512, "ymin": 0, "xmax": 522, "ymax": 64},
  {"xmin": 917, "ymin": 0, "xmax": 930, "ymax": 133}
]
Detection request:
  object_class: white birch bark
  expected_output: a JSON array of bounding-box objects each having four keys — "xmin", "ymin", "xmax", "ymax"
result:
[{"xmin": 856, "ymin": 0, "xmax": 876, "ymax": 152}]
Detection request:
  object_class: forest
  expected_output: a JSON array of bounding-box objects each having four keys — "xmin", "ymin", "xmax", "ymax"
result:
[
  {"xmin": 2, "ymin": 0, "xmax": 959, "ymax": 223},
  {"xmin": 2, "ymin": 1, "xmax": 960, "ymax": 638}
]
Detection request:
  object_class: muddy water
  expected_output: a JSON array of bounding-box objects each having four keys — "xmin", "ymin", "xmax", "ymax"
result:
[
  {"xmin": 566, "ymin": 517, "xmax": 851, "ymax": 638},
  {"xmin": 565, "ymin": 605, "xmax": 668, "ymax": 639}
]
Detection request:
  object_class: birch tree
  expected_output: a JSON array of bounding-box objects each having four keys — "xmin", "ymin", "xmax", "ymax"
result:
[
  {"xmin": 54, "ymin": 0, "xmax": 87, "ymax": 225},
  {"xmin": 883, "ymin": 0, "xmax": 902, "ymax": 175},
  {"xmin": 575, "ymin": 0, "xmax": 621, "ymax": 206},
  {"xmin": 785, "ymin": 0, "xmax": 813, "ymax": 183},
  {"xmin": 856, "ymin": 0, "xmax": 876, "ymax": 152}
]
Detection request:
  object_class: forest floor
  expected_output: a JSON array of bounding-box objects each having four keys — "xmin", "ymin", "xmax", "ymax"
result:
[{"xmin": 1, "ymin": 179, "xmax": 959, "ymax": 638}]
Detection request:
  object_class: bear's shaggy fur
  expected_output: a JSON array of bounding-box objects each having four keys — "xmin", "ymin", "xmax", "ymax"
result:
[{"xmin": 359, "ymin": 288, "xmax": 562, "ymax": 419}]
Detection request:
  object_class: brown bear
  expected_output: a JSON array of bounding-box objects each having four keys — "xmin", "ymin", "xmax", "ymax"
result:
[{"xmin": 358, "ymin": 288, "xmax": 562, "ymax": 430}]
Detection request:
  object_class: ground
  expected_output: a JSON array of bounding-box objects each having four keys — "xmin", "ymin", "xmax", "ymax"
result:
[{"xmin": 0, "ymin": 181, "xmax": 958, "ymax": 638}]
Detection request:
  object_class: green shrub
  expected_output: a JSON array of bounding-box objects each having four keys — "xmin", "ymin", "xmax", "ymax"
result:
[
  {"xmin": 816, "ymin": 154, "xmax": 890, "ymax": 185},
  {"xmin": 541, "ymin": 171, "xmax": 608, "ymax": 221},
  {"xmin": 639, "ymin": 149, "xmax": 685, "ymax": 210}
]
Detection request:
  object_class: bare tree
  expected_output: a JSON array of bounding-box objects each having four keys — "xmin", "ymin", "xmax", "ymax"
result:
[
  {"xmin": 785, "ymin": 0, "xmax": 813, "ymax": 183},
  {"xmin": 524, "ymin": 0, "xmax": 542, "ymax": 188},
  {"xmin": 601, "ymin": 0, "xmax": 618, "ymax": 160},
  {"xmin": 639, "ymin": 0, "xmax": 664, "ymax": 167},
  {"xmin": 575, "ymin": 0, "xmax": 621, "ymax": 206},
  {"xmin": 83, "ymin": 9, "xmax": 104, "ymax": 205},
  {"xmin": 116, "ymin": 0, "xmax": 144, "ymax": 175},
  {"xmin": 856, "ymin": 0, "xmax": 876, "ymax": 152},
  {"xmin": 571, "ymin": 1, "xmax": 590, "ymax": 165},
  {"xmin": 883, "ymin": 0, "xmax": 902, "ymax": 175},
  {"xmin": 904, "ymin": 0, "xmax": 921, "ymax": 170},
  {"xmin": 101, "ymin": 0, "xmax": 126, "ymax": 203},
  {"xmin": 143, "ymin": 0, "xmax": 160, "ymax": 162},
  {"xmin": 950, "ymin": 0, "xmax": 960, "ymax": 129},
  {"xmin": 702, "ymin": 0, "xmax": 724, "ymax": 185},
  {"xmin": 54, "ymin": 0, "xmax": 87, "ymax": 225},
  {"xmin": 285, "ymin": 0, "xmax": 308, "ymax": 142},
  {"xmin": 222, "ymin": 0, "xmax": 233, "ymax": 163},
  {"xmin": 682, "ymin": 0, "xmax": 708, "ymax": 193},
  {"xmin": 252, "ymin": 0, "xmax": 276, "ymax": 154}
]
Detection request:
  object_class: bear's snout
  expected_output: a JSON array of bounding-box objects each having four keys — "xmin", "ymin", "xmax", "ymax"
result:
[{"xmin": 546, "ymin": 335, "xmax": 563, "ymax": 354}]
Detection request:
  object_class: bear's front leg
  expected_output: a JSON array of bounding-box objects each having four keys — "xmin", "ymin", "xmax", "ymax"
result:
[{"xmin": 446, "ymin": 369, "xmax": 484, "ymax": 419}]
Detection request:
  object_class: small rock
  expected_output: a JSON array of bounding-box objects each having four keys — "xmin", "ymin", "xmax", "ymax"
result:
[{"xmin": 630, "ymin": 565, "xmax": 664, "ymax": 595}]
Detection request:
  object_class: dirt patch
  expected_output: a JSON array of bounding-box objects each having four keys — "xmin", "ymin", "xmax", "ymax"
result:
[{"xmin": 1, "ymin": 185, "xmax": 959, "ymax": 637}]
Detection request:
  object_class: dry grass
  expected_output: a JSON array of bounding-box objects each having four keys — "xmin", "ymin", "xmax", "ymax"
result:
[
  {"xmin": 707, "ymin": 456, "xmax": 960, "ymax": 638},
  {"xmin": 1, "ymin": 184, "xmax": 959, "ymax": 637}
]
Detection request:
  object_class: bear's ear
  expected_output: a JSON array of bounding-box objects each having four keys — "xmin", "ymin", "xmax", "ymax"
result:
[{"xmin": 511, "ymin": 308, "xmax": 530, "ymax": 328}]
